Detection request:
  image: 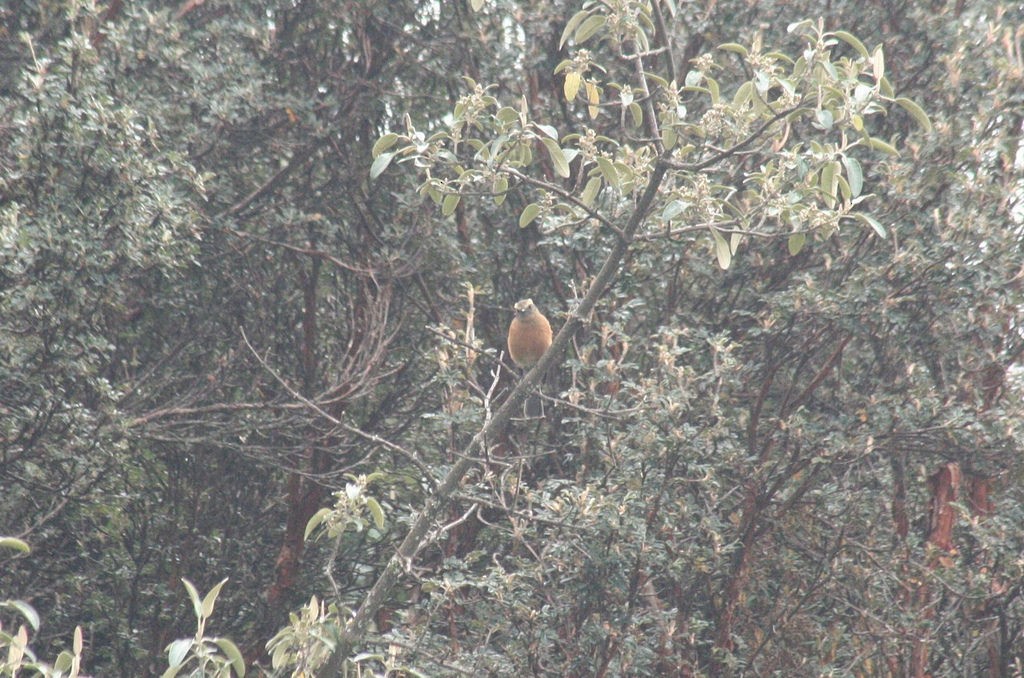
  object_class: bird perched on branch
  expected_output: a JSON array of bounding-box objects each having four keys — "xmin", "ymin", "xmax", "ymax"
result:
[
  {"xmin": 507, "ymin": 298, "xmax": 553, "ymax": 418},
  {"xmin": 507, "ymin": 298, "xmax": 552, "ymax": 369}
]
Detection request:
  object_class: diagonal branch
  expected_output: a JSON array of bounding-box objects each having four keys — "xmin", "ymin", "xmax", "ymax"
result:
[{"xmin": 317, "ymin": 156, "xmax": 673, "ymax": 678}]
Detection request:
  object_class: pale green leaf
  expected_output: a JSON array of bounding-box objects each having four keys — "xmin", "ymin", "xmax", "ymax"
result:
[
  {"xmin": 733, "ymin": 81, "xmax": 752, "ymax": 106},
  {"xmin": 581, "ymin": 176, "xmax": 602, "ymax": 207},
  {"xmin": 707, "ymin": 76, "xmax": 720, "ymax": 103},
  {"xmin": 871, "ymin": 46, "xmax": 885, "ymax": 80},
  {"xmin": 586, "ymin": 81, "xmax": 600, "ymax": 119},
  {"xmin": 214, "ymin": 638, "xmax": 246, "ymax": 677},
  {"xmin": 730, "ymin": 230, "xmax": 743, "ymax": 256},
  {"xmin": 894, "ymin": 97, "xmax": 933, "ymax": 133},
  {"xmin": 855, "ymin": 212, "xmax": 887, "ymax": 238},
  {"xmin": 519, "ymin": 203, "xmax": 541, "ymax": 228},
  {"xmin": 201, "ymin": 578, "xmax": 229, "ymax": 619},
  {"xmin": 54, "ymin": 651, "xmax": 73, "ymax": 673},
  {"xmin": 470, "ymin": 0, "xmax": 484, "ymax": 10},
  {"xmin": 837, "ymin": 174, "xmax": 852, "ymax": 202},
  {"xmin": 541, "ymin": 137, "xmax": 571, "ymax": 178},
  {"xmin": 559, "ymin": 10, "xmax": 589, "ymax": 49},
  {"xmin": 879, "ymin": 75, "xmax": 895, "ymax": 98},
  {"xmin": 535, "ymin": 123, "xmax": 558, "ymax": 140},
  {"xmin": 865, "ymin": 136, "xmax": 900, "ymax": 156},
  {"xmin": 304, "ymin": 507, "xmax": 332, "ymax": 541},
  {"xmin": 167, "ymin": 638, "xmax": 192, "ymax": 668},
  {"xmin": 574, "ymin": 14, "xmax": 607, "ymax": 44},
  {"xmin": 820, "ymin": 160, "xmax": 839, "ymax": 206},
  {"xmin": 788, "ymin": 232, "xmax": 806, "ymax": 255},
  {"xmin": 371, "ymin": 133, "xmax": 398, "ymax": 158},
  {"xmin": 718, "ymin": 42, "xmax": 749, "ymax": 57},
  {"xmin": 628, "ymin": 102, "xmax": 643, "ymax": 128},
  {"xmin": 369, "ymin": 152, "xmax": 395, "ymax": 179},
  {"xmin": 596, "ymin": 157, "xmax": 619, "ymax": 188},
  {"xmin": 442, "ymin": 193, "xmax": 460, "ymax": 216},
  {"xmin": 182, "ymin": 578, "xmax": 202, "ymax": 619},
  {"xmin": 831, "ymin": 30, "xmax": 869, "ymax": 58},
  {"xmin": 787, "ymin": 19, "xmax": 814, "ymax": 35},
  {"xmin": 663, "ymin": 127, "xmax": 677, "ymax": 150},
  {"xmin": 563, "ymin": 71, "xmax": 581, "ymax": 101},
  {"xmin": 4, "ymin": 600, "xmax": 40, "ymax": 630},
  {"xmin": 662, "ymin": 199, "xmax": 688, "ymax": 220},
  {"xmin": 0, "ymin": 537, "xmax": 30, "ymax": 554},
  {"xmin": 711, "ymin": 228, "xmax": 731, "ymax": 269},
  {"xmin": 366, "ymin": 497, "xmax": 386, "ymax": 530}
]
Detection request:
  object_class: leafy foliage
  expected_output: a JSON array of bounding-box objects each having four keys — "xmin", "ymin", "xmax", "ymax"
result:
[{"xmin": 2, "ymin": 0, "xmax": 1022, "ymax": 676}]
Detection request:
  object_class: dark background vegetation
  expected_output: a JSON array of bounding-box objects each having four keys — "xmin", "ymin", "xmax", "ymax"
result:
[{"xmin": 2, "ymin": 0, "xmax": 1022, "ymax": 675}]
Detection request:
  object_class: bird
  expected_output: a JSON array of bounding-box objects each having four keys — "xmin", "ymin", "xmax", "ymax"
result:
[{"xmin": 507, "ymin": 298, "xmax": 552, "ymax": 369}]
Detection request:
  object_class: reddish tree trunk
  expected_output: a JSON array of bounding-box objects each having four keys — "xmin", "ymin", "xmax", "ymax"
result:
[{"xmin": 908, "ymin": 462, "xmax": 961, "ymax": 678}]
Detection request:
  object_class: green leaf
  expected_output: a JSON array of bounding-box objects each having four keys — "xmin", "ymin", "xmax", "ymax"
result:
[
  {"xmin": 596, "ymin": 157, "xmax": 619, "ymax": 188},
  {"xmin": 369, "ymin": 152, "xmax": 395, "ymax": 179},
  {"xmin": 733, "ymin": 81, "xmax": 752, "ymax": 106},
  {"xmin": 366, "ymin": 497, "xmax": 386, "ymax": 530},
  {"xmin": 3, "ymin": 600, "xmax": 40, "ymax": 630},
  {"xmin": 894, "ymin": 97, "xmax": 933, "ymax": 133},
  {"xmin": 707, "ymin": 76, "xmax": 720, "ymax": 103},
  {"xmin": 0, "ymin": 536, "xmax": 30, "ymax": 554},
  {"xmin": 662, "ymin": 199, "xmax": 688, "ymax": 220},
  {"xmin": 855, "ymin": 212, "xmax": 887, "ymax": 238},
  {"xmin": 470, "ymin": 0, "xmax": 484, "ymax": 10},
  {"xmin": 54, "ymin": 651, "xmax": 74, "ymax": 673},
  {"xmin": 586, "ymin": 81, "xmax": 600, "ymax": 119},
  {"xmin": 787, "ymin": 19, "xmax": 814, "ymax": 35},
  {"xmin": 519, "ymin": 202, "xmax": 541, "ymax": 228},
  {"xmin": 710, "ymin": 228, "xmax": 731, "ymax": 269},
  {"xmin": 214, "ymin": 638, "xmax": 246, "ymax": 677},
  {"xmin": 837, "ymin": 174, "xmax": 852, "ymax": 202},
  {"xmin": 371, "ymin": 133, "xmax": 399, "ymax": 158},
  {"xmin": 871, "ymin": 46, "xmax": 885, "ymax": 80},
  {"xmin": 559, "ymin": 10, "xmax": 589, "ymax": 49},
  {"xmin": 182, "ymin": 578, "xmax": 202, "ymax": 619},
  {"xmin": 628, "ymin": 102, "xmax": 643, "ymax": 128},
  {"xmin": 581, "ymin": 176, "xmax": 602, "ymax": 207},
  {"xmin": 304, "ymin": 508, "xmax": 332, "ymax": 540},
  {"xmin": 541, "ymin": 137, "xmax": 571, "ymax": 178},
  {"xmin": 442, "ymin": 193, "xmax": 461, "ymax": 216},
  {"xmin": 535, "ymin": 123, "xmax": 558, "ymax": 140},
  {"xmin": 730, "ymin": 230, "xmax": 743, "ymax": 256},
  {"xmin": 201, "ymin": 578, "xmax": 229, "ymax": 619},
  {"xmin": 831, "ymin": 30, "xmax": 869, "ymax": 59},
  {"xmin": 865, "ymin": 136, "xmax": 900, "ymax": 156},
  {"xmin": 788, "ymin": 232, "xmax": 806, "ymax": 255},
  {"xmin": 662, "ymin": 127, "xmax": 677, "ymax": 150},
  {"xmin": 563, "ymin": 71, "xmax": 581, "ymax": 101},
  {"xmin": 718, "ymin": 42, "xmax": 749, "ymax": 57},
  {"xmin": 879, "ymin": 75, "xmax": 895, "ymax": 98},
  {"xmin": 820, "ymin": 160, "xmax": 839, "ymax": 207},
  {"xmin": 166, "ymin": 638, "xmax": 192, "ymax": 668},
  {"xmin": 842, "ymin": 155, "xmax": 863, "ymax": 198},
  {"xmin": 574, "ymin": 14, "xmax": 607, "ymax": 44}
]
